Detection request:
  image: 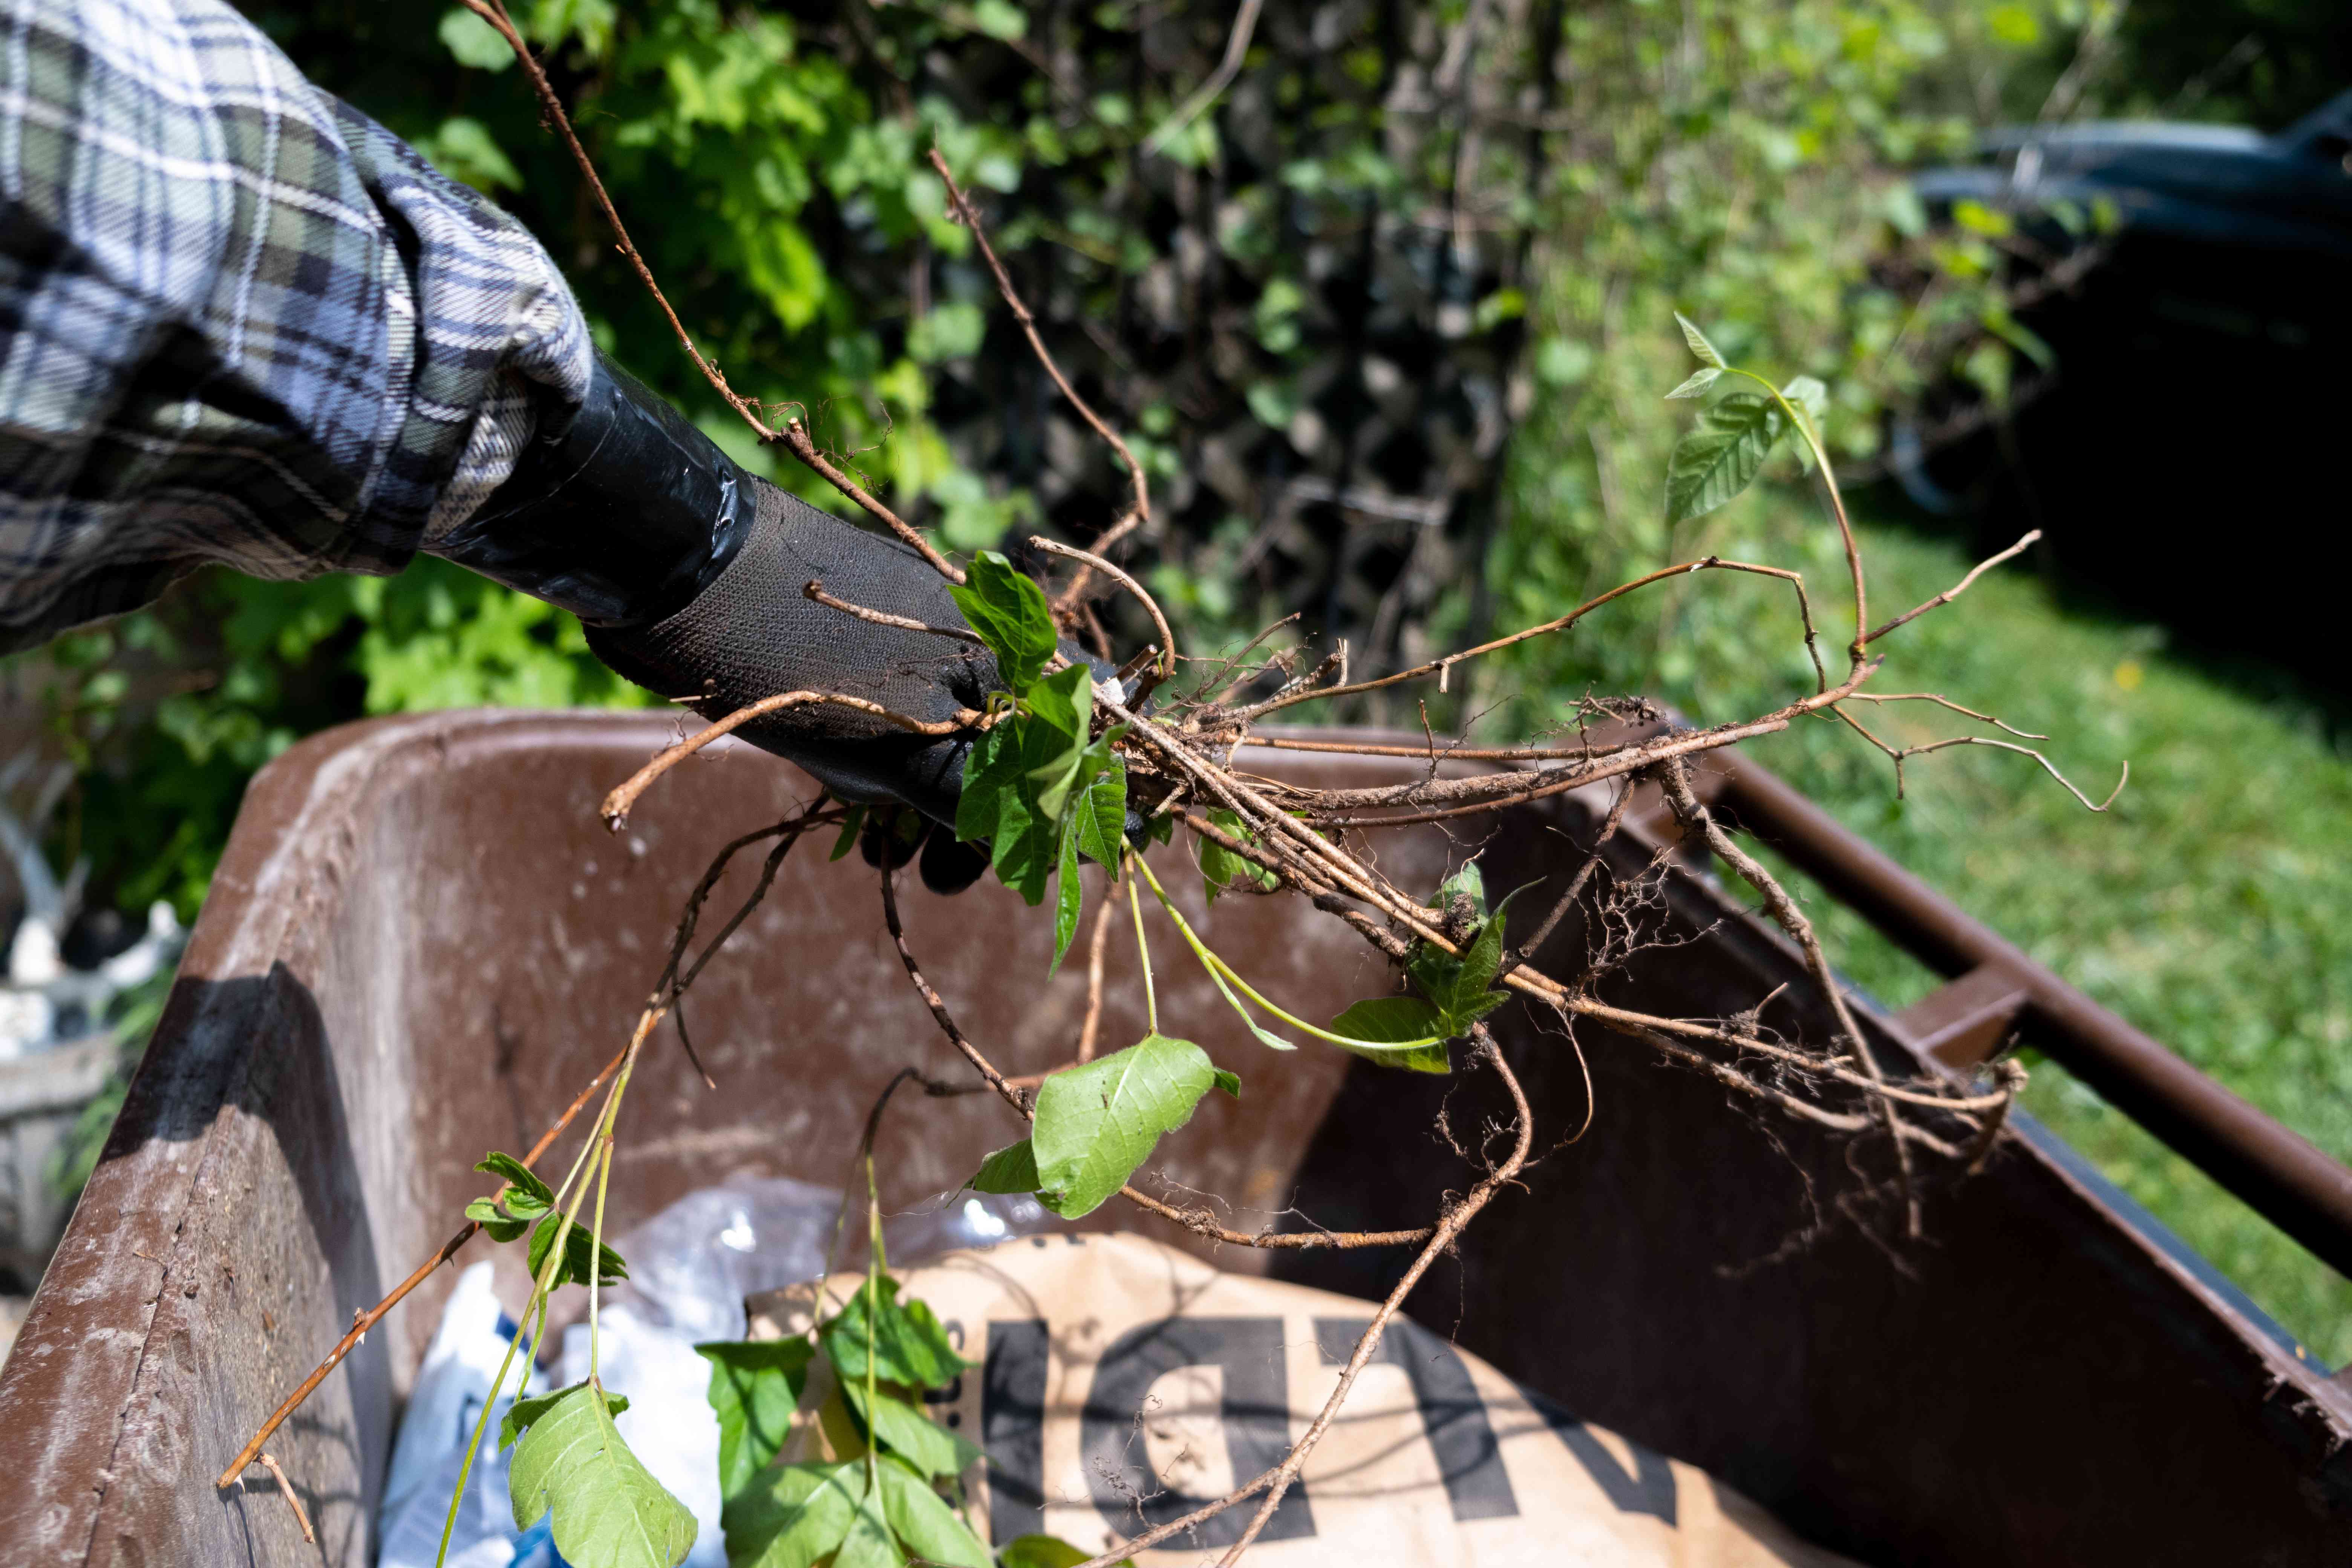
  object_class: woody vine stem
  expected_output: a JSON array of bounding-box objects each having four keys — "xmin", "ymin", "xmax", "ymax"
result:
[{"xmin": 218, "ymin": 6, "xmax": 2124, "ymax": 1564}]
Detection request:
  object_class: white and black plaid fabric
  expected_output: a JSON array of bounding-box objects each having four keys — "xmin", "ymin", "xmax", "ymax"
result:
[{"xmin": 0, "ymin": 0, "xmax": 591, "ymax": 649}]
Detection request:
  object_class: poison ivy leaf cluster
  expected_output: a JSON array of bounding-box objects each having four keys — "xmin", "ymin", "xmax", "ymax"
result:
[
  {"xmin": 950, "ymin": 552, "xmax": 1126, "ymax": 969},
  {"xmin": 1661, "ymin": 316, "xmax": 1834, "ymax": 525},
  {"xmin": 467, "ymin": 1152, "xmax": 629, "ymax": 1289},
  {"xmin": 698, "ymin": 1271, "xmax": 994, "ymax": 1568},
  {"xmin": 1329, "ymin": 864, "xmax": 1522, "ymax": 1075}
]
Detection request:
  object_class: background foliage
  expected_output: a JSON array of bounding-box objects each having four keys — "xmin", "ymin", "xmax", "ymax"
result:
[{"xmin": 15, "ymin": 0, "xmax": 2352, "ymax": 1350}]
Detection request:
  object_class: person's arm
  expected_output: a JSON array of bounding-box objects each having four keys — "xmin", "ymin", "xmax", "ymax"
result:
[{"xmin": 0, "ymin": 0, "xmax": 1008, "ymax": 882}]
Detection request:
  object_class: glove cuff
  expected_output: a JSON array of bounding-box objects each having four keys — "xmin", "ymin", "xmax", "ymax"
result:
[{"xmin": 428, "ymin": 352, "xmax": 757, "ymax": 627}]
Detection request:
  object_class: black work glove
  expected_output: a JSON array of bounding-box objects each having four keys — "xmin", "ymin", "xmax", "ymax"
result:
[{"xmin": 430, "ymin": 354, "xmax": 1089, "ymax": 895}]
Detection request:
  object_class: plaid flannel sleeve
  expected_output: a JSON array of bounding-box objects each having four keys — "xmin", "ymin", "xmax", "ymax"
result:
[{"xmin": 0, "ymin": 0, "xmax": 593, "ymax": 651}]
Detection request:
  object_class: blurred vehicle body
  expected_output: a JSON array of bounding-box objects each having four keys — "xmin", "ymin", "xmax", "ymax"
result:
[{"xmin": 1902, "ymin": 89, "xmax": 2352, "ymax": 679}]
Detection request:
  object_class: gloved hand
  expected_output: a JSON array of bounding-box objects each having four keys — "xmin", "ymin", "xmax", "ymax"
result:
[{"xmin": 431, "ymin": 353, "xmax": 1025, "ymax": 891}]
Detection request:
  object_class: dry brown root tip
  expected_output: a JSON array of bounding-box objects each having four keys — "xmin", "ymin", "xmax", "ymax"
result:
[
  {"xmin": 1862, "ymin": 530, "xmax": 2041, "ymax": 645},
  {"xmin": 254, "ymin": 1453, "xmax": 314, "ymax": 1544},
  {"xmin": 1965, "ymin": 1058, "xmax": 2030, "ymax": 1174}
]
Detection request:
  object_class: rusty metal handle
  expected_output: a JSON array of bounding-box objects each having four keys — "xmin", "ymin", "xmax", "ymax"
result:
[{"xmin": 1707, "ymin": 753, "xmax": 2352, "ymax": 1280}]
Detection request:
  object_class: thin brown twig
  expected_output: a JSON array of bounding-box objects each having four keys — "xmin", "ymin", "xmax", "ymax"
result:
[
  {"xmin": 1186, "ymin": 614, "xmax": 1302, "ymax": 704},
  {"xmin": 1224, "ymin": 555, "xmax": 1823, "ymax": 722},
  {"xmin": 1054, "ymin": 508, "xmax": 1148, "ymax": 617},
  {"xmin": 1114, "ymin": 1184, "xmax": 1435, "ymax": 1250},
  {"xmin": 1056, "ymin": 1037, "xmax": 1529, "ymax": 1568},
  {"xmin": 879, "ymin": 865, "xmax": 1028, "ymax": 1114},
  {"xmin": 1862, "ymin": 530, "xmax": 2042, "ymax": 646},
  {"xmin": 217, "ymin": 1032, "xmax": 638, "ymax": 1488},
  {"xmin": 1140, "ymin": 0, "xmax": 1266, "ymax": 156},
  {"xmin": 1204, "ymin": 1026, "xmax": 1533, "ymax": 1567},
  {"xmin": 600, "ymin": 692, "xmax": 989, "ymax": 830},
  {"xmin": 1967, "ymin": 1060, "xmax": 2030, "ymax": 1173},
  {"xmin": 776, "ymin": 417, "xmax": 966, "ymax": 583},
  {"xmin": 462, "ymin": 0, "xmax": 964, "ymax": 583},
  {"xmin": 1834, "ymin": 704, "xmax": 2125, "ymax": 812},
  {"xmin": 802, "ymin": 580, "xmax": 987, "ymax": 647},
  {"xmin": 458, "ymin": 0, "xmax": 752, "ymax": 433},
  {"xmin": 1029, "ymin": 536, "xmax": 1176, "ymax": 681},
  {"xmin": 1843, "ymin": 691, "xmax": 2047, "ymax": 739},
  {"xmin": 1897, "ymin": 738, "xmax": 2128, "ymax": 813},
  {"xmin": 1216, "ymin": 646, "xmax": 1346, "ymax": 728},
  {"xmin": 253, "ymin": 1453, "xmax": 314, "ymax": 1544},
  {"xmin": 1239, "ymin": 733, "xmax": 1645, "ymax": 764},
  {"xmin": 928, "ymin": 149, "xmax": 1150, "ymax": 608}
]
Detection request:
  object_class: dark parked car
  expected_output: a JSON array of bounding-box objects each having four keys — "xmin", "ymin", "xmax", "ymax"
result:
[{"xmin": 1900, "ymin": 88, "xmax": 2352, "ymax": 683}]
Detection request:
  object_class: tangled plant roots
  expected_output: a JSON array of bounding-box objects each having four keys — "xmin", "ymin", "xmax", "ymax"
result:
[{"xmin": 219, "ymin": 9, "xmax": 2126, "ymax": 1563}]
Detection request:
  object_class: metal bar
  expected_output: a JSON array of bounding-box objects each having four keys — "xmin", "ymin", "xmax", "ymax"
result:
[
  {"xmin": 1706, "ymin": 752, "xmax": 2352, "ymax": 1280},
  {"xmin": 1893, "ymin": 962, "xmax": 2031, "ymax": 1073}
]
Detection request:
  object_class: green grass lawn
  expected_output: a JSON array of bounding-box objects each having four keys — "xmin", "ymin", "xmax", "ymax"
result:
[{"xmin": 1719, "ymin": 514, "xmax": 2352, "ymax": 1363}]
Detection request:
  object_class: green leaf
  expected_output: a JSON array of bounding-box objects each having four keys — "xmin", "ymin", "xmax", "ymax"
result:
[
  {"xmin": 508, "ymin": 1382, "xmax": 696, "ymax": 1568},
  {"xmin": 1327, "ymin": 995, "xmax": 1452, "ymax": 1073},
  {"xmin": 1779, "ymin": 375, "xmax": 1830, "ymax": 471},
  {"xmin": 1031, "ymin": 1033, "xmax": 1221, "ymax": 1218},
  {"xmin": 970, "ymin": 1138, "xmax": 1041, "ymax": 1194},
  {"xmin": 466, "ymin": 1199, "xmax": 530, "ymax": 1243},
  {"xmin": 1674, "ymin": 311, "xmax": 1725, "ymax": 368},
  {"xmin": 1070, "ymin": 749, "xmax": 1129, "ymax": 866},
  {"xmin": 439, "ymin": 6, "xmax": 515, "ymax": 70},
  {"xmin": 1000, "ymin": 1536, "xmax": 1133, "ymax": 1568},
  {"xmin": 502, "ymin": 1381, "xmax": 629, "ymax": 1452},
  {"xmin": 697, "ymin": 1340, "xmax": 815, "ymax": 1503},
  {"xmin": 1024, "ymin": 663, "xmax": 1095, "ymax": 822},
  {"xmin": 418, "ymin": 115, "xmax": 522, "ymax": 194},
  {"xmin": 841, "ymin": 1380, "xmax": 986, "ymax": 1480},
  {"xmin": 528, "ymin": 1214, "xmax": 628, "ymax": 1289},
  {"xmin": 1663, "ymin": 366, "xmax": 1721, "ymax": 400},
  {"xmin": 1407, "ymin": 887, "xmax": 1524, "ymax": 1039},
  {"xmin": 475, "ymin": 1152, "xmax": 554, "ymax": 1214},
  {"xmin": 967, "ymin": 0, "xmax": 1028, "ymax": 40},
  {"xmin": 1050, "ymin": 818, "xmax": 1084, "ymax": 975},
  {"xmin": 1780, "ymin": 375, "xmax": 1828, "ymax": 426},
  {"xmin": 722, "ymin": 1460, "xmax": 864, "ymax": 1568},
  {"xmin": 822, "ymin": 1274, "xmax": 969, "ymax": 1390},
  {"xmin": 1432, "ymin": 862, "xmax": 1488, "ymax": 917},
  {"xmin": 956, "ymin": 725, "xmax": 1018, "ymax": 845},
  {"xmin": 1664, "ymin": 391, "xmax": 1785, "ymax": 524},
  {"xmin": 830, "ymin": 1473, "xmax": 898, "ymax": 1568},
  {"xmin": 958, "ymin": 717, "xmax": 1060, "ymax": 905},
  {"xmin": 830, "ymin": 804, "xmax": 868, "ymax": 862},
  {"xmin": 948, "ymin": 552, "xmax": 1056, "ymax": 690},
  {"xmin": 1198, "ymin": 807, "xmax": 1278, "ymax": 899},
  {"xmin": 875, "ymin": 1454, "xmax": 992, "ymax": 1567},
  {"xmin": 1212, "ymin": 1068, "xmax": 1243, "ymax": 1098}
]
